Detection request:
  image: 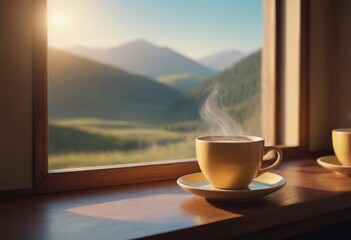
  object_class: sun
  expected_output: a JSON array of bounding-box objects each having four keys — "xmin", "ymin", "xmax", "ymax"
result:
[{"xmin": 53, "ymin": 14, "xmax": 67, "ymax": 27}]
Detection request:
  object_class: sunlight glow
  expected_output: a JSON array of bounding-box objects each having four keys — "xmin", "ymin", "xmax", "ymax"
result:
[
  {"xmin": 53, "ymin": 14, "xmax": 67, "ymax": 27},
  {"xmin": 47, "ymin": 0, "xmax": 262, "ymax": 57}
]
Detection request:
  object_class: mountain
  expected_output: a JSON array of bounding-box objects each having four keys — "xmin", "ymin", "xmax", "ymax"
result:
[
  {"xmin": 198, "ymin": 49, "xmax": 245, "ymax": 71},
  {"xmin": 48, "ymin": 48, "xmax": 185, "ymax": 124},
  {"xmin": 69, "ymin": 39, "xmax": 215, "ymax": 78},
  {"xmin": 195, "ymin": 49, "xmax": 261, "ymax": 107},
  {"xmin": 165, "ymin": 50, "xmax": 262, "ymax": 134}
]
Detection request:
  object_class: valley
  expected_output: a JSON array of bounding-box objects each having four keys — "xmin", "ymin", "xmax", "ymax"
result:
[{"xmin": 48, "ymin": 41, "xmax": 262, "ymax": 169}]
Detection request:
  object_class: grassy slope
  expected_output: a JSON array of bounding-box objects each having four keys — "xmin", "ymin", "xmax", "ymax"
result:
[
  {"xmin": 157, "ymin": 73, "xmax": 209, "ymax": 93},
  {"xmin": 48, "ymin": 48, "xmax": 185, "ymax": 124},
  {"xmin": 49, "ymin": 123, "xmax": 145, "ymax": 154},
  {"xmin": 49, "ymin": 119, "xmax": 199, "ymax": 169}
]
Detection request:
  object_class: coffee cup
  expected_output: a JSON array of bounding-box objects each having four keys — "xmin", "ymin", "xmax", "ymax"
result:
[
  {"xmin": 332, "ymin": 129, "xmax": 351, "ymax": 166},
  {"xmin": 195, "ymin": 135, "xmax": 283, "ymax": 189}
]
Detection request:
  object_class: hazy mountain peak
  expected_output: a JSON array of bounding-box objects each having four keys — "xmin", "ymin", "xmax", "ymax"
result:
[
  {"xmin": 70, "ymin": 45, "xmax": 104, "ymax": 52},
  {"xmin": 118, "ymin": 39, "xmax": 156, "ymax": 49},
  {"xmin": 198, "ymin": 49, "xmax": 246, "ymax": 71},
  {"xmin": 200, "ymin": 49, "xmax": 243, "ymax": 59},
  {"xmin": 68, "ymin": 39, "xmax": 215, "ymax": 78}
]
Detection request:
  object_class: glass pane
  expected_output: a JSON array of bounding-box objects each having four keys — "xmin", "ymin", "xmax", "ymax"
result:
[{"xmin": 47, "ymin": 0, "xmax": 263, "ymax": 169}]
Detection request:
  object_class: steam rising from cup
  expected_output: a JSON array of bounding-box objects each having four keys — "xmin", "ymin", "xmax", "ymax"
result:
[{"xmin": 200, "ymin": 82, "xmax": 243, "ymax": 136}]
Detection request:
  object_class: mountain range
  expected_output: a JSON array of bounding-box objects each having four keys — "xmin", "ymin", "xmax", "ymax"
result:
[
  {"xmin": 69, "ymin": 39, "xmax": 215, "ymax": 78},
  {"xmin": 68, "ymin": 39, "xmax": 246, "ymax": 94}
]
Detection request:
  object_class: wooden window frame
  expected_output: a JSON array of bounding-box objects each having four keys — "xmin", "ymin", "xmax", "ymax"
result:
[{"xmin": 31, "ymin": 0, "xmax": 311, "ymax": 194}]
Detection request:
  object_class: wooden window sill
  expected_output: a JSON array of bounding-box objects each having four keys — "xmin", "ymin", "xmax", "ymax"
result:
[{"xmin": 2, "ymin": 157, "xmax": 351, "ymax": 239}]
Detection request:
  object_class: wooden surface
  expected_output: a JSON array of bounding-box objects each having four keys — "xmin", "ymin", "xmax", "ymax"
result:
[
  {"xmin": 37, "ymin": 160, "xmax": 200, "ymax": 193},
  {"xmin": 2, "ymin": 158, "xmax": 351, "ymax": 240}
]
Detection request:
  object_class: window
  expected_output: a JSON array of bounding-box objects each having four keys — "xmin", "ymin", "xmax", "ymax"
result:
[
  {"xmin": 32, "ymin": 0, "xmax": 310, "ymax": 192},
  {"xmin": 47, "ymin": 0, "xmax": 264, "ymax": 170}
]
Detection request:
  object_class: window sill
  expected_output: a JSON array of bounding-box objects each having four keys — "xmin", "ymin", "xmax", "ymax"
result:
[{"xmin": 2, "ymin": 157, "xmax": 351, "ymax": 239}]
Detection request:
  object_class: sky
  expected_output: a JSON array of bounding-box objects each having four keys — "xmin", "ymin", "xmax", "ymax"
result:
[{"xmin": 48, "ymin": 0, "xmax": 262, "ymax": 59}]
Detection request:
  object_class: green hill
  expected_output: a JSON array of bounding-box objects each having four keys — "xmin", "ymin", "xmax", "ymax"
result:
[
  {"xmin": 192, "ymin": 49, "xmax": 261, "ymax": 104},
  {"xmin": 49, "ymin": 123, "xmax": 146, "ymax": 154},
  {"xmin": 48, "ymin": 48, "xmax": 185, "ymax": 124},
  {"xmin": 164, "ymin": 50, "xmax": 262, "ymax": 134},
  {"xmin": 157, "ymin": 73, "xmax": 209, "ymax": 93}
]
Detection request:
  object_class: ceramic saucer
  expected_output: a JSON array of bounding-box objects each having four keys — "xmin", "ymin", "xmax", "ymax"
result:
[
  {"xmin": 317, "ymin": 155, "xmax": 351, "ymax": 176},
  {"xmin": 177, "ymin": 172, "xmax": 286, "ymax": 202}
]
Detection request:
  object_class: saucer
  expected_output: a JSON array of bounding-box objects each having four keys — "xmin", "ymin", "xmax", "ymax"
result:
[
  {"xmin": 177, "ymin": 172, "xmax": 286, "ymax": 202},
  {"xmin": 317, "ymin": 155, "xmax": 351, "ymax": 176}
]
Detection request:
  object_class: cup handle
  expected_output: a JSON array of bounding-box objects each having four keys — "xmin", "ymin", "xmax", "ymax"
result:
[{"xmin": 257, "ymin": 146, "xmax": 283, "ymax": 176}]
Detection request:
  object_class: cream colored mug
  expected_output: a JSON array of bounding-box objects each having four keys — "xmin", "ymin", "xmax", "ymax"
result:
[
  {"xmin": 332, "ymin": 129, "xmax": 351, "ymax": 166},
  {"xmin": 196, "ymin": 136, "xmax": 283, "ymax": 189}
]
